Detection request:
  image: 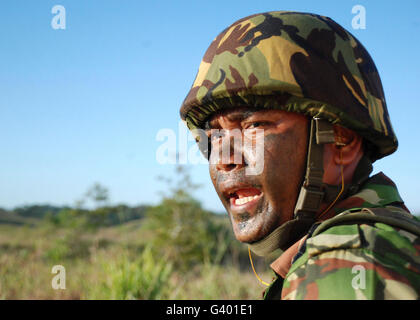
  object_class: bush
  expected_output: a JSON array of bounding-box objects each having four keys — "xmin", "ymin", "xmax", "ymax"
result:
[
  {"xmin": 88, "ymin": 246, "xmax": 173, "ymax": 299},
  {"xmin": 43, "ymin": 232, "xmax": 92, "ymax": 262}
]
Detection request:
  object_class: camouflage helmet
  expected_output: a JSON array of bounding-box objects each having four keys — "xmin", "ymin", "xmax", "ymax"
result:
[{"xmin": 180, "ymin": 11, "xmax": 398, "ymax": 161}]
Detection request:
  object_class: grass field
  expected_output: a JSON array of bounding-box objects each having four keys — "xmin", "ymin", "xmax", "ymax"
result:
[{"xmin": 0, "ymin": 219, "xmax": 272, "ymax": 299}]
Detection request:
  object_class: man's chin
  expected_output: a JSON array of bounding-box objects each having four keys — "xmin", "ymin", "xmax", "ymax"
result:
[{"xmin": 231, "ymin": 219, "xmax": 268, "ymax": 243}]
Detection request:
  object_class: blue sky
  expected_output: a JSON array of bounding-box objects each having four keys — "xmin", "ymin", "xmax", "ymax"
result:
[{"xmin": 1, "ymin": 0, "xmax": 419, "ymax": 213}]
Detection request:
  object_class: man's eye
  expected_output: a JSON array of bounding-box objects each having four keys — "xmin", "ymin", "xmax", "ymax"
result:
[{"xmin": 247, "ymin": 121, "xmax": 269, "ymax": 129}]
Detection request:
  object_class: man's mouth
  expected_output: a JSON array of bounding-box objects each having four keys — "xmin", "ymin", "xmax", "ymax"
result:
[{"xmin": 227, "ymin": 187, "xmax": 263, "ymax": 210}]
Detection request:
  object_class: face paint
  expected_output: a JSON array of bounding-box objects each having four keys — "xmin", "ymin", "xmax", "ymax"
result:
[{"xmin": 209, "ymin": 107, "xmax": 308, "ymax": 243}]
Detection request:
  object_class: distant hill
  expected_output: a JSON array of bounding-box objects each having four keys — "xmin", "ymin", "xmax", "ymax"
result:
[
  {"xmin": 0, "ymin": 208, "xmax": 37, "ymax": 226},
  {"xmin": 13, "ymin": 204, "xmax": 66, "ymax": 219},
  {"xmin": 0, "ymin": 204, "xmax": 151, "ymax": 227},
  {"xmin": 0, "ymin": 204, "xmax": 66, "ymax": 226}
]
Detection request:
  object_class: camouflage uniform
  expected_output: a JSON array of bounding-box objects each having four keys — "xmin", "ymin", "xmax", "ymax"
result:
[
  {"xmin": 265, "ymin": 172, "xmax": 420, "ymax": 299},
  {"xmin": 179, "ymin": 11, "xmax": 420, "ymax": 299}
]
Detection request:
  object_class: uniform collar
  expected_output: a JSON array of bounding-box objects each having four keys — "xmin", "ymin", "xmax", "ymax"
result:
[
  {"xmin": 322, "ymin": 171, "xmax": 406, "ymax": 217},
  {"xmin": 270, "ymin": 172, "xmax": 407, "ymax": 277}
]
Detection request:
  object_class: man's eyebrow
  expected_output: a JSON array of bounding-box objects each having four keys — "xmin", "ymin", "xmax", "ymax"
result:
[{"xmin": 204, "ymin": 109, "xmax": 258, "ymax": 129}]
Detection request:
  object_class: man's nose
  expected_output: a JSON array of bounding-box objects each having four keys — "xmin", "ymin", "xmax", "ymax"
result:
[{"xmin": 214, "ymin": 129, "xmax": 245, "ymax": 172}]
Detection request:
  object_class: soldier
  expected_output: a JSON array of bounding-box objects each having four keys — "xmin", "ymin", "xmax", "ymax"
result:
[{"xmin": 180, "ymin": 11, "xmax": 420, "ymax": 299}]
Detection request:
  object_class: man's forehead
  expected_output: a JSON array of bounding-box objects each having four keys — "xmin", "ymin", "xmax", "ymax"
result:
[
  {"xmin": 205, "ymin": 107, "xmax": 261, "ymax": 128},
  {"xmin": 204, "ymin": 106, "xmax": 303, "ymax": 129}
]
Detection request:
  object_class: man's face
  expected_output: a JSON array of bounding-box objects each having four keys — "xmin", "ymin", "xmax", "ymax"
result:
[{"xmin": 206, "ymin": 107, "xmax": 309, "ymax": 243}]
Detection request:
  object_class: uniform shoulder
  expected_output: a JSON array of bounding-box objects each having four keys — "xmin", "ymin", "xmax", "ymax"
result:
[
  {"xmin": 281, "ymin": 207, "xmax": 420, "ymax": 299},
  {"xmin": 305, "ymin": 206, "xmax": 420, "ymax": 261},
  {"xmin": 312, "ymin": 206, "xmax": 420, "ymax": 240}
]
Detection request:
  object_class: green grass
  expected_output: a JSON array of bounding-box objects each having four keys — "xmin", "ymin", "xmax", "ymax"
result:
[{"xmin": 0, "ymin": 222, "xmax": 271, "ymax": 300}]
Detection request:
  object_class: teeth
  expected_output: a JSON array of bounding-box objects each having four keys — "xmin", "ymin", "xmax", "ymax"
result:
[{"xmin": 234, "ymin": 195, "xmax": 260, "ymax": 205}]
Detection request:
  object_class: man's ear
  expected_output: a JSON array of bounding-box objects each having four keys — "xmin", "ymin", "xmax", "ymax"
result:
[{"xmin": 332, "ymin": 125, "xmax": 363, "ymax": 165}]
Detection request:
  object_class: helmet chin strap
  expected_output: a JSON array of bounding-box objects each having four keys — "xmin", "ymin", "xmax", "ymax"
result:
[
  {"xmin": 293, "ymin": 118, "xmax": 336, "ymax": 219},
  {"xmin": 248, "ymin": 119, "xmax": 344, "ymax": 286},
  {"xmin": 248, "ymin": 118, "xmax": 340, "ymax": 256},
  {"xmin": 248, "ymin": 118, "xmax": 373, "ymax": 257}
]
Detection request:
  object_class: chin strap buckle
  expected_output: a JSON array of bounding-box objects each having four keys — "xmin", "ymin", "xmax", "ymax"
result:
[
  {"xmin": 294, "ymin": 118, "xmax": 335, "ymax": 219},
  {"xmin": 294, "ymin": 187, "xmax": 325, "ymax": 219}
]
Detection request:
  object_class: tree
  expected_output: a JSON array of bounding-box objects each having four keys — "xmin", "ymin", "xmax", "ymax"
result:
[
  {"xmin": 145, "ymin": 165, "xmax": 230, "ymax": 271},
  {"xmin": 85, "ymin": 183, "xmax": 109, "ymax": 209}
]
